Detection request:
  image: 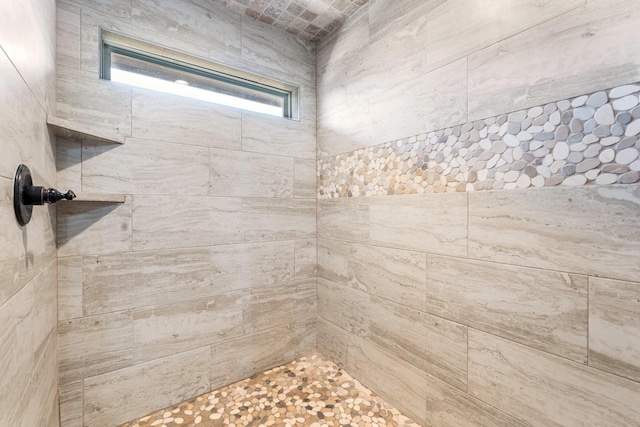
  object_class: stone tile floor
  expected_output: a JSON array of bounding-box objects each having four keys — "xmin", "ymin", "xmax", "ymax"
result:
[{"xmin": 119, "ymin": 353, "xmax": 420, "ymax": 427}]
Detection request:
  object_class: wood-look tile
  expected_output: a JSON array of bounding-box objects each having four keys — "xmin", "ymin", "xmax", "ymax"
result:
[
  {"xmin": 82, "ymin": 137, "xmax": 209, "ymax": 195},
  {"xmin": 59, "ymin": 381, "xmax": 83, "ymax": 427},
  {"xmin": 132, "ymin": 196, "xmax": 241, "ymax": 251},
  {"xmin": 83, "ymin": 347, "xmax": 210, "ymax": 427},
  {"xmin": 317, "ymin": 238, "xmax": 350, "ymax": 284},
  {"xmin": 424, "ymin": 371, "xmax": 529, "ymax": 427},
  {"xmin": 210, "ymin": 324, "xmax": 299, "ymax": 390},
  {"xmin": 317, "ymin": 317, "xmax": 349, "ymax": 368},
  {"xmin": 589, "ymin": 277, "xmax": 640, "ymax": 382},
  {"xmin": 317, "ymin": 198, "xmax": 370, "ymax": 242},
  {"xmin": 57, "ymin": 195, "xmax": 133, "ymax": 257},
  {"xmin": 243, "ymin": 280, "xmax": 316, "ymax": 334},
  {"xmin": 294, "ymin": 157, "xmax": 316, "ymax": 199},
  {"xmin": 56, "ymin": 2, "xmax": 81, "ymax": 68},
  {"xmin": 133, "ymin": 293, "xmax": 245, "ymax": 363},
  {"xmin": 241, "ymin": 112, "xmax": 316, "ymax": 159},
  {"xmin": 241, "ymin": 198, "xmax": 316, "ymax": 242},
  {"xmin": 468, "ymin": 329, "xmax": 640, "ymax": 426},
  {"xmin": 468, "ymin": 186, "xmax": 640, "ymax": 282},
  {"xmin": 468, "ymin": 1, "xmax": 640, "ymax": 120},
  {"xmin": 349, "ymin": 243, "xmax": 427, "ymax": 311},
  {"xmin": 368, "ymin": 296, "xmax": 468, "ymax": 391},
  {"xmin": 32, "ymin": 262, "xmax": 57, "ymax": 362},
  {"xmin": 369, "ymin": 58, "xmax": 467, "ymax": 145},
  {"xmin": 56, "ymin": 65, "xmax": 131, "ymax": 139},
  {"xmin": 427, "ymin": 255, "xmax": 588, "ymax": 362},
  {"xmin": 83, "ymin": 248, "xmax": 212, "ymax": 315},
  {"xmin": 317, "ymin": 57, "xmax": 348, "ymax": 119},
  {"xmin": 318, "ymin": 278, "xmax": 370, "ymax": 338},
  {"xmin": 294, "ymin": 239, "xmax": 317, "ymax": 279},
  {"xmin": 210, "ymin": 148, "xmax": 293, "ymax": 198},
  {"xmin": 210, "ymin": 241, "xmax": 294, "ymax": 293},
  {"xmin": 62, "ymin": 0, "xmax": 131, "ymax": 19},
  {"xmin": 426, "ymin": 0, "xmax": 584, "ymax": 72},
  {"xmin": 317, "ymin": 6, "xmax": 368, "ymax": 71},
  {"xmin": 132, "ymin": 89, "xmax": 241, "ymax": 150},
  {"xmin": 368, "ymin": 0, "xmax": 443, "ymax": 44},
  {"xmin": 347, "ymin": 336, "xmax": 428, "ymax": 426},
  {"xmin": 369, "ymin": 193, "xmax": 467, "ymax": 256},
  {"xmin": 58, "ymin": 310, "xmax": 133, "ymax": 385}
]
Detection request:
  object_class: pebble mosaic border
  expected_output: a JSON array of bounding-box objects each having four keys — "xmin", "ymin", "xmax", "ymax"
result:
[
  {"xmin": 317, "ymin": 83, "xmax": 640, "ymax": 199},
  {"xmin": 119, "ymin": 353, "xmax": 419, "ymax": 427}
]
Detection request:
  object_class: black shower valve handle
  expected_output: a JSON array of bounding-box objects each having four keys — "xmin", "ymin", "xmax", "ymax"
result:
[{"xmin": 24, "ymin": 186, "xmax": 77, "ymax": 205}]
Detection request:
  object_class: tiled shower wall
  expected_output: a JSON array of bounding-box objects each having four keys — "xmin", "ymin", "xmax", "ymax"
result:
[
  {"xmin": 317, "ymin": 0, "xmax": 640, "ymax": 426},
  {"xmin": 55, "ymin": 1, "xmax": 317, "ymax": 425},
  {"xmin": 0, "ymin": 0, "xmax": 58, "ymax": 426}
]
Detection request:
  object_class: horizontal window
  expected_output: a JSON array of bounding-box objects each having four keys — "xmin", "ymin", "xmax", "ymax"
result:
[{"xmin": 100, "ymin": 30, "xmax": 299, "ymax": 119}]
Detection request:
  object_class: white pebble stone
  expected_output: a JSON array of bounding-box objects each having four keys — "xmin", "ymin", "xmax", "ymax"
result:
[
  {"xmin": 513, "ymin": 146, "xmax": 523, "ymax": 160},
  {"xmin": 504, "ymin": 134, "xmax": 520, "ymax": 147},
  {"xmin": 600, "ymin": 136, "xmax": 620, "ymax": 147},
  {"xmin": 596, "ymin": 173, "xmax": 618, "ymax": 185},
  {"xmin": 613, "ymin": 95, "xmax": 639, "ymax": 111},
  {"xmin": 630, "ymin": 160, "xmax": 640, "ymax": 171},
  {"xmin": 553, "ymin": 141, "xmax": 570, "ymax": 160},
  {"xmin": 594, "ymin": 104, "xmax": 615, "ymax": 125},
  {"xmin": 549, "ymin": 111, "xmax": 561, "ymax": 125},
  {"xmin": 571, "ymin": 95, "xmax": 588, "ymax": 108},
  {"xmin": 532, "ymin": 175, "xmax": 545, "ymax": 187},
  {"xmin": 557, "ymin": 100, "xmax": 571, "ymax": 111},
  {"xmin": 563, "ymin": 174, "xmax": 587, "ymax": 186},
  {"xmin": 582, "ymin": 134, "xmax": 599, "ymax": 145},
  {"xmin": 504, "ymin": 170, "xmax": 520, "ymax": 183},
  {"xmin": 610, "ymin": 85, "xmax": 640, "ymax": 98},
  {"xmin": 599, "ymin": 148, "xmax": 615, "ymax": 163},
  {"xmin": 537, "ymin": 165, "xmax": 551, "ymax": 178},
  {"xmin": 516, "ymin": 174, "xmax": 531, "ymax": 188},
  {"xmin": 625, "ymin": 120, "xmax": 640, "ymax": 136},
  {"xmin": 528, "ymin": 106, "xmax": 544, "ymax": 118},
  {"xmin": 570, "ymin": 142, "xmax": 587, "ymax": 152},
  {"xmin": 585, "ymin": 169, "xmax": 600, "ymax": 180},
  {"xmin": 616, "ymin": 148, "xmax": 639, "ymax": 165}
]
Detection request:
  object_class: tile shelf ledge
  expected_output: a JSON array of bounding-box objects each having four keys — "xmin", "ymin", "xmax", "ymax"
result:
[
  {"xmin": 46, "ymin": 116, "xmax": 126, "ymax": 144},
  {"xmin": 72, "ymin": 192, "xmax": 126, "ymax": 203}
]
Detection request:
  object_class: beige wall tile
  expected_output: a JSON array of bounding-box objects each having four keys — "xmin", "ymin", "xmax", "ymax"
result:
[
  {"xmin": 317, "ymin": 103, "xmax": 371, "ymax": 158},
  {"xmin": 56, "ymin": 65, "xmax": 132, "ymax": 139},
  {"xmin": 294, "ymin": 317, "xmax": 317, "ymax": 356},
  {"xmin": 82, "ymin": 138, "xmax": 210, "ymax": 195},
  {"xmin": 468, "ymin": 1, "xmax": 640, "ymax": 120},
  {"xmin": 317, "ymin": 318, "xmax": 349, "ymax": 368},
  {"xmin": 210, "ymin": 324, "xmax": 299, "ymax": 390},
  {"xmin": 317, "ymin": 6, "xmax": 368, "ymax": 71},
  {"xmin": 318, "ymin": 278, "xmax": 370, "ymax": 338},
  {"xmin": 56, "ymin": 2, "xmax": 81, "ymax": 68},
  {"xmin": 84, "ymin": 347, "xmax": 210, "ymax": 427},
  {"xmin": 427, "ymin": 256, "xmax": 588, "ymax": 362},
  {"xmin": 294, "ymin": 157, "xmax": 316, "ymax": 199},
  {"xmin": 294, "ymin": 239, "xmax": 317, "ymax": 279},
  {"xmin": 317, "ymin": 198, "xmax": 370, "ymax": 242},
  {"xmin": 347, "ymin": 336, "xmax": 428, "ymax": 425},
  {"xmin": 241, "ymin": 198, "xmax": 316, "ymax": 242},
  {"xmin": 210, "ymin": 148, "xmax": 293, "ymax": 198},
  {"xmin": 468, "ymin": 186, "xmax": 640, "ymax": 282},
  {"xmin": 59, "ymin": 381, "xmax": 83, "ymax": 427},
  {"xmin": 317, "ymin": 58, "xmax": 348, "ymax": 119},
  {"xmin": 133, "ymin": 195, "xmax": 241, "ymax": 251},
  {"xmin": 468, "ymin": 330, "xmax": 640, "ymax": 426},
  {"xmin": 369, "ymin": 58, "xmax": 467, "ymax": 145},
  {"xmin": 589, "ymin": 277, "xmax": 640, "ymax": 382},
  {"xmin": 368, "ymin": 296, "xmax": 468, "ymax": 391},
  {"xmin": 317, "ymin": 238, "xmax": 350, "ymax": 284},
  {"xmin": 58, "ymin": 310, "xmax": 133, "ymax": 385},
  {"xmin": 57, "ymin": 195, "xmax": 133, "ymax": 257},
  {"xmin": 56, "ymin": 137, "xmax": 82, "ymax": 192},
  {"xmin": 0, "ymin": 282, "xmax": 35, "ymax": 426},
  {"xmin": 369, "ymin": 193, "xmax": 467, "ymax": 256},
  {"xmin": 83, "ymin": 248, "xmax": 212, "ymax": 315},
  {"xmin": 243, "ymin": 280, "xmax": 316, "ymax": 334},
  {"xmin": 424, "ymin": 371, "xmax": 529, "ymax": 427},
  {"xmin": 133, "ymin": 293, "xmax": 245, "ymax": 363},
  {"xmin": 350, "ymin": 243, "xmax": 427, "ymax": 311},
  {"xmin": 368, "ymin": 0, "xmax": 444, "ymax": 44},
  {"xmin": 32, "ymin": 262, "xmax": 58, "ymax": 362},
  {"xmin": 241, "ymin": 112, "xmax": 316, "ymax": 159},
  {"xmin": 426, "ymin": 0, "xmax": 584, "ymax": 72},
  {"xmin": 132, "ymin": 89, "xmax": 241, "ymax": 150},
  {"xmin": 0, "ymin": 0, "xmax": 56, "ymax": 111},
  {"xmin": 210, "ymin": 241, "xmax": 295, "ymax": 293},
  {"xmin": 63, "ymin": 0, "xmax": 131, "ymax": 18}
]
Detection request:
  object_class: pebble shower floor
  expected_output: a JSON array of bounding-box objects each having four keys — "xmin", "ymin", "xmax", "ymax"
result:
[{"xmin": 119, "ymin": 353, "xmax": 420, "ymax": 427}]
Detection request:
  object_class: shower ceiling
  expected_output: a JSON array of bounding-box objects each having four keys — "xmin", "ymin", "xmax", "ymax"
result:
[{"xmin": 208, "ymin": 0, "xmax": 369, "ymax": 41}]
